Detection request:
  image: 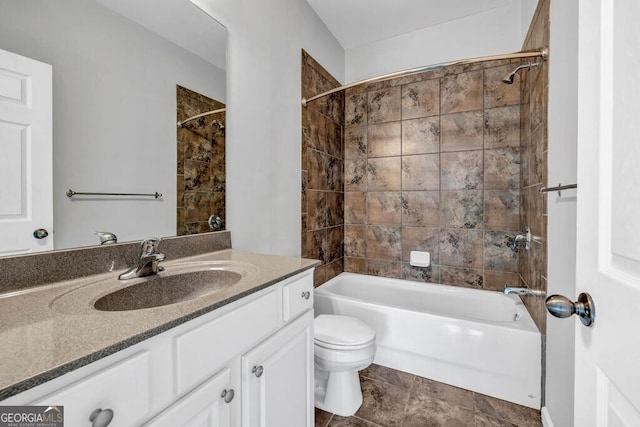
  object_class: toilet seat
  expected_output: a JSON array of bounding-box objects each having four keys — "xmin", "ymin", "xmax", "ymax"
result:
[
  {"xmin": 314, "ymin": 338, "xmax": 375, "ymax": 351},
  {"xmin": 314, "ymin": 315, "xmax": 376, "ymax": 348}
]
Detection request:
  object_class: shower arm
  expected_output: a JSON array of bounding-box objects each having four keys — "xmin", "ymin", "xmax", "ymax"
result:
[
  {"xmin": 302, "ymin": 48, "xmax": 548, "ymax": 106},
  {"xmin": 177, "ymin": 107, "xmax": 226, "ymax": 128}
]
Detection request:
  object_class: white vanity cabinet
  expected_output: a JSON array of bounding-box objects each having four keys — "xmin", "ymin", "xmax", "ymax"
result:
[
  {"xmin": 3, "ymin": 269, "xmax": 314, "ymax": 427},
  {"xmin": 241, "ymin": 311, "xmax": 314, "ymax": 427}
]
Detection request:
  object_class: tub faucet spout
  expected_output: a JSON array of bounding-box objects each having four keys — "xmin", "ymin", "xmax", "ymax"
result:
[{"xmin": 504, "ymin": 285, "xmax": 543, "ymax": 297}]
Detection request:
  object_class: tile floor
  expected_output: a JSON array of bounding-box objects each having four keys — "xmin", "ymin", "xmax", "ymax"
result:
[{"xmin": 315, "ymin": 364, "xmax": 542, "ymax": 427}]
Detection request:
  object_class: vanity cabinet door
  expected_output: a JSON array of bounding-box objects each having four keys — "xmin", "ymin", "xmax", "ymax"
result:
[
  {"xmin": 241, "ymin": 310, "xmax": 313, "ymax": 427},
  {"xmin": 145, "ymin": 368, "xmax": 233, "ymax": 427},
  {"xmin": 33, "ymin": 351, "xmax": 154, "ymax": 427}
]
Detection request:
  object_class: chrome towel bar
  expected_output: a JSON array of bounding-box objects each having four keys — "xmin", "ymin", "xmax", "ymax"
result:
[
  {"xmin": 538, "ymin": 183, "xmax": 577, "ymax": 196},
  {"xmin": 67, "ymin": 189, "xmax": 162, "ymax": 199}
]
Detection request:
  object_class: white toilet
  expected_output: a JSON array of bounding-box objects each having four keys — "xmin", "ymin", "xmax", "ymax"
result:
[{"xmin": 313, "ymin": 314, "xmax": 376, "ymax": 416}]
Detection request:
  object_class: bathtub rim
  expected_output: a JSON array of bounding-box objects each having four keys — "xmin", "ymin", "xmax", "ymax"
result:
[{"xmin": 315, "ymin": 272, "xmax": 540, "ymax": 334}]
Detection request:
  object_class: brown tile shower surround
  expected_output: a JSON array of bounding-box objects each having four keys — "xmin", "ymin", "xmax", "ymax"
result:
[
  {"xmin": 342, "ymin": 59, "xmax": 524, "ymax": 292},
  {"xmin": 177, "ymin": 85, "xmax": 226, "ymax": 236},
  {"xmin": 301, "ymin": 51, "xmax": 345, "ymax": 286},
  {"xmin": 301, "ymin": 1, "xmax": 549, "ymax": 330},
  {"xmin": 519, "ymin": 0, "xmax": 550, "ymax": 334},
  {"xmin": 315, "ymin": 364, "xmax": 542, "ymax": 427}
]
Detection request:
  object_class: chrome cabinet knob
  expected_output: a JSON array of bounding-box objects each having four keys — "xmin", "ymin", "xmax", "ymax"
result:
[
  {"xmin": 545, "ymin": 292, "xmax": 596, "ymax": 327},
  {"xmin": 33, "ymin": 228, "xmax": 49, "ymax": 239},
  {"xmin": 89, "ymin": 408, "xmax": 114, "ymax": 427},
  {"xmin": 301, "ymin": 291, "xmax": 311, "ymax": 300},
  {"xmin": 252, "ymin": 365, "xmax": 264, "ymax": 377},
  {"xmin": 221, "ymin": 388, "xmax": 235, "ymax": 403}
]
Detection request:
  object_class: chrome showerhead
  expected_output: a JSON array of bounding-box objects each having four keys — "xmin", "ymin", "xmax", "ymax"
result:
[
  {"xmin": 502, "ymin": 72, "xmax": 517, "ymax": 85},
  {"xmin": 501, "ymin": 62, "xmax": 541, "ymax": 84}
]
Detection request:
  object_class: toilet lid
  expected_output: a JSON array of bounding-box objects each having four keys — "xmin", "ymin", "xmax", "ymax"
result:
[{"xmin": 314, "ymin": 315, "xmax": 375, "ymax": 346}]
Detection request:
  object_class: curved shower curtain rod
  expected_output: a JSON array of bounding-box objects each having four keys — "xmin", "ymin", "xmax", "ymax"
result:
[
  {"xmin": 177, "ymin": 107, "xmax": 226, "ymax": 128},
  {"xmin": 301, "ymin": 48, "xmax": 549, "ymax": 107}
]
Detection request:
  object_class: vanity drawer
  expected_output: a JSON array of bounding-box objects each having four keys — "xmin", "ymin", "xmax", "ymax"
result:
[
  {"xmin": 33, "ymin": 351, "xmax": 153, "ymax": 427},
  {"xmin": 282, "ymin": 272, "xmax": 313, "ymax": 322},
  {"xmin": 174, "ymin": 288, "xmax": 280, "ymax": 395}
]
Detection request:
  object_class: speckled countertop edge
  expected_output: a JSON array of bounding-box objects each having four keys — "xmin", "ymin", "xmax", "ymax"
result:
[{"xmin": 0, "ymin": 249, "xmax": 319, "ymax": 400}]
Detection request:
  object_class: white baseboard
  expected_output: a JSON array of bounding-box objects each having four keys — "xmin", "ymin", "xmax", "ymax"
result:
[{"xmin": 541, "ymin": 407, "xmax": 554, "ymax": 427}]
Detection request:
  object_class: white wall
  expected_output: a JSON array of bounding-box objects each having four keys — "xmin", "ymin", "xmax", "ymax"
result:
[
  {"xmin": 344, "ymin": 2, "xmax": 525, "ymax": 83},
  {"xmin": 0, "ymin": 0, "xmax": 226, "ymax": 249},
  {"xmin": 190, "ymin": 0, "xmax": 344, "ymax": 256},
  {"xmin": 521, "ymin": 0, "xmax": 539, "ymax": 42},
  {"xmin": 545, "ymin": 0, "xmax": 578, "ymax": 426}
]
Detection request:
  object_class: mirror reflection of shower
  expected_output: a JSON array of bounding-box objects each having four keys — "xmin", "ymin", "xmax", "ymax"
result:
[
  {"xmin": 502, "ymin": 62, "xmax": 541, "ymax": 84},
  {"xmin": 176, "ymin": 85, "xmax": 226, "ymax": 236}
]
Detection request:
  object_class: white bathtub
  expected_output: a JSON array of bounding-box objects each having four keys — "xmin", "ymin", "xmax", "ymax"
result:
[{"xmin": 314, "ymin": 272, "xmax": 541, "ymax": 409}]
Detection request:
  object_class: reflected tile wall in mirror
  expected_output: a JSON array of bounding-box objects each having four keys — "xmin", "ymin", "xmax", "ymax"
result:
[{"xmin": 177, "ymin": 85, "xmax": 226, "ymax": 235}]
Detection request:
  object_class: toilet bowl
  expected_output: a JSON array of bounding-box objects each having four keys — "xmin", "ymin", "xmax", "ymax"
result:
[{"xmin": 314, "ymin": 314, "xmax": 376, "ymax": 416}]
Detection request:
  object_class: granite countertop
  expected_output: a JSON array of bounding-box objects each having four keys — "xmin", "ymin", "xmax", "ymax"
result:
[{"xmin": 0, "ymin": 249, "xmax": 318, "ymax": 400}]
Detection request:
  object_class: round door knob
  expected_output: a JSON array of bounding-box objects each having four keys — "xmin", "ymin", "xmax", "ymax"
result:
[
  {"xmin": 33, "ymin": 228, "xmax": 49, "ymax": 239},
  {"xmin": 221, "ymin": 388, "xmax": 235, "ymax": 403},
  {"xmin": 252, "ymin": 365, "xmax": 264, "ymax": 377},
  {"xmin": 89, "ymin": 408, "xmax": 114, "ymax": 427},
  {"xmin": 301, "ymin": 291, "xmax": 311, "ymax": 300},
  {"xmin": 545, "ymin": 292, "xmax": 595, "ymax": 327}
]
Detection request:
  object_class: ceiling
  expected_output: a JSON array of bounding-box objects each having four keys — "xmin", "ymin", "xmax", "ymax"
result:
[
  {"xmin": 306, "ymin": 0, "xmax": 514, "ymax": 50},
  {"xmin": 96, "ymin": 0, "xmax": 227, "ymax": 70}
]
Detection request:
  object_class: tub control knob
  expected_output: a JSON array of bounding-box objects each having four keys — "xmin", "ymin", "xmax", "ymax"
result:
[
  {"xmin": 252, "ymin": 365, "xmax": 264, "ymax": 377},
  {"xmin": 89, "ymin": 408, "xmax": 114, "ymax": 427},
  {"xmin": 301, "ymin": 291, "xmax": 310, "ymax": 300},
  {"xmin": 545, "ymin": 293, "xmax": 595, "ymax": 327},
  {"xmin": 221, "ymin": 388, "xmax": 235, "ymax": 403}
]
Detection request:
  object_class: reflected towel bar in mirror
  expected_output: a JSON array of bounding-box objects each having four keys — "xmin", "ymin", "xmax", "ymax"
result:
[{"xmin": 66, "ymin": 189, "xmax": 163, "ymax": 199}]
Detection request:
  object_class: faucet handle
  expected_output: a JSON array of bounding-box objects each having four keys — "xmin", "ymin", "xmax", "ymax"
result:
[
  {"xmin": 95, "ymin": 231, "xmax": 117, "ymax": 245},
  {"xmin": 139, "ymin": 237, "xmax": 161, "ymax": 257}
]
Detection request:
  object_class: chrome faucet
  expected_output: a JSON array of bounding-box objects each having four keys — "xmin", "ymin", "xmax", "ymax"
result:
[
  {"xmin": 95, "ymin": 231, "xmax": 117, "ymax": 245},
  {"xmin": 119, "ymin": 238, "xmax": 165, "ymax": 280},
  {"xmin": 504, "ymin": 285, "xmax": 543, "ymax": 297}
]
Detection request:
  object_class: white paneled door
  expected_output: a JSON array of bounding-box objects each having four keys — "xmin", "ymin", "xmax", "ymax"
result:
[
  {"xmin": 575, "ymin": 0, "xmax": 640, "ymax": 424},
  {"xmin": 0, "ymin": 48, "xmax": 53, "ymax": 255}
]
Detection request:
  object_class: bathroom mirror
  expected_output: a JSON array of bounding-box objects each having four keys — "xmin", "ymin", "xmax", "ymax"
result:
[{"xmin": 0, "ymin": 0, "xmax": 226, "ymax": 252}]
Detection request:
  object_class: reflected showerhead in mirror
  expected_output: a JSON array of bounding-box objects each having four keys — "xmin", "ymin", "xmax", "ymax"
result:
[{"xmin": 502, "ymin": 62, "xmax": 541, "ymax": 84}]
